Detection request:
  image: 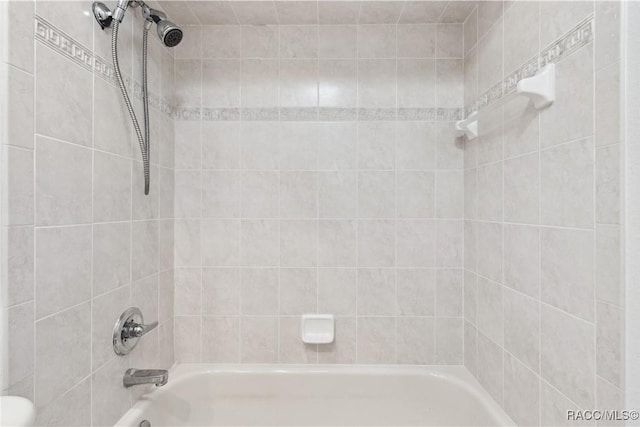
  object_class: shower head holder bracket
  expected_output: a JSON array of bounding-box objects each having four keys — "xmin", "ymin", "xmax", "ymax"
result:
[
  {"xmin": 92, "ymin": 1, "xmax": 147, "ymax": 29},
  {"xmin": 92, "ymin": 2, "xmax": 113, "ymax": 29}
]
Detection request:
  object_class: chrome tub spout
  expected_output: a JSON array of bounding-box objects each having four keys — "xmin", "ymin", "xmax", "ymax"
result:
[{"xmin": 123, "ymin": 368, "xmax": 168, "ymax": 388}]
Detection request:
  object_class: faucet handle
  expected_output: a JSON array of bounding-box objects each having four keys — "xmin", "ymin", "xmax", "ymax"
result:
[
  {"xmin": 123, "ymin": 320, "xmax": 158, "ymax": 339},
  {"xmin": 113, "ymin": 307, "xmax": 158, "ymax": 356}
]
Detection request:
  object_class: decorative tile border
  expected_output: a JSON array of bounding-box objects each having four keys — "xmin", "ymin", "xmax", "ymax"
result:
[
  {"xmin": 35, "ymin": 15, "xmax": 174, "ymax": 118},
  {"xmin": 436, "ymin": 108, "xmax": 464, "ymax": 121},
  {"xmin": 35, "ymin": 14, "xmax": 466, "ymax": 125},
  {"xmin": 174, "ymin": 107, "xmax": 201, "ymax": 121},
  {"xmin": 203, "ymin": 108, "xmax": 241, "ymax": 121},
  {"xmin": 35, "ymin": 15, "xmax": 93, "ymax": 72},
  {"xmin": 94, "ymin": 54, "xmax": 116, "ymax": 82},
  {"xmin": 175, "ymin": 107, "xmax": 465, "ymax": 122},
  {"xmin": 540, "ymin": 15, "xmax": 594, "ymax": 67},
  {"xmin": 242, "ymin": 108, "xmax": 280, "ymax": 121},
  {"xmin": 36, "ymin": 13, "xmax": 593, "ymax": 124},
  {"xmin": 280, "ymin": 108, "xmax": 318, "ymax": 121},
  {"xmin": 464, "ymin": 15, "xmax": 594, "ymax": 118},
  {"xmin": 319, "ymin": 108, "xmax": 358, "ymax": 121},
  {"xmin": 397, "ymin": 108, "xmax": 436, "ymax": 121}
]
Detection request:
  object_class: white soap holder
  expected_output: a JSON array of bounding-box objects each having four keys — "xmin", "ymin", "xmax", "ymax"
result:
[{"xmin": 301, "ymin": 314, "xmax": 334, "ymax": 344}]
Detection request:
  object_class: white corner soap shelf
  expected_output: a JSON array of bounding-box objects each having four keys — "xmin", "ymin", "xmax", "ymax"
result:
[{"xmin": 456, "ymin": 64, "xmax": 556, "ymax": 141}]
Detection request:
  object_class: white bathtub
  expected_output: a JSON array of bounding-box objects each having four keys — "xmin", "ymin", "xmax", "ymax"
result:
[{"xmin": 115, "ymin": 364, "xmax": 515, "ymax": 427}]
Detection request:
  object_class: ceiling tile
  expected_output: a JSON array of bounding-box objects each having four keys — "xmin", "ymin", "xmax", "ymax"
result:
[
  {"xmin": 398, "ymin": 1, "xmax": 448, "ymax": 23},
  {"xmin": 318, "ymin": 1, "xmax": 361, "ymax": 24},
  {"xmin": 358, "ymin": 1, "xmax": 405, "ymax": 24},
  {"xmin": 146, "ymin": 1, "xmax": 165, "ymax": 12},
  {"xmin": 187, "ymin": 1, "xmax": 239, "ymax": 24},
  {"xmin": 156, "ymin": 0, "xmax": 201, "ymax": 25},
  {"xmin": 439, "ymin": 1, "xmax": 476, "ymax": 23},
  {"xmin": 276, "ymin": 1, "xmax": 319, "ymax": 24},
  {"xmin": 167, "ymin": 0, "xmax": 473, "ymax": 26},
  {"xmin": 230, "ymin": 1, "xmax": 279, "ymax": 25}
]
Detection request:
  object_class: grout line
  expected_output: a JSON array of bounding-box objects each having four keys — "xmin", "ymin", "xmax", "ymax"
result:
[
  {"xmin": 198, "ymin": 22, "xmax": 204, "ymax": 365},
  {"xmin": 276, "ymin": 23, "xmax": 281, "ymax": 364},
  {"xmin": 393, "ymin": 19, "xmax": 398, "ymax": 365},
  {"xmin": 591, "ymin": 4, "xmax": 599, "ymax": 413},
  {"xmin": 316, "ymin": 3, "xmax": 321, "ymax": 364},
  {"xmin": 89, "ymin": 20, "xmax": 96, "ymax": 421},
  {"xmin": 499, "ymin": 0, "xmax": 505, "ymax": 407},
  {"xmin": 30, "ymin": 0, "xmax": 37, "ymax": 408},
  {"xmin": 354, "ymin": 18, "xmax": 359, "ymax": 364},
  {"xmin": 237, "ymin": 22, "xmax": 243, "ymax": 365}
]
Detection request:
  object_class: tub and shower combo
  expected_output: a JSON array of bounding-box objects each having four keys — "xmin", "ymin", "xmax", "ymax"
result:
[
  {"xmin": 2, "ymin": 0, "xmax": 629, "ymax": 425},
  {"xmin": 92, "ymin": 1, "xmax": 515, "ymax": 425}
]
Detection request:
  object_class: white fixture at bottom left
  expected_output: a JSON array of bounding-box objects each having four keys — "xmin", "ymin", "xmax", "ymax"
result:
[{"xmin": 0, "ymin": 396, "xmax": 35, "ymax": 427}]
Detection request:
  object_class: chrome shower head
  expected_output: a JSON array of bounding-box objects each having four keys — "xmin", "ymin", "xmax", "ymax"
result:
[
  {"xmin": 156, "ymin": 20, "xmax": 183, "ymax": 47},
  {"xmin": 143, "ymin": 7, "xmax": 183, "ymax": 47}
]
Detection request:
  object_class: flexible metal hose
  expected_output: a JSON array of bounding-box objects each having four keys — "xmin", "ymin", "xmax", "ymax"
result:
[
  {"xmin": 112, "ymin": 20, "xmax": 150, "ymax": 195},
  {"xmin": 142, "ymin": 26, "xmax": 150, "ymax": 173}
]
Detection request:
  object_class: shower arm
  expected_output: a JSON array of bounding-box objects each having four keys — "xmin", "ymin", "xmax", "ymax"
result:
[{"xmin": 92, "ymin": 0, "xmax": 147, "ymax": 28}]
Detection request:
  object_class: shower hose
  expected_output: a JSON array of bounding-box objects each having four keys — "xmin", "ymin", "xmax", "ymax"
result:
[{"xmin": 112, "ymin": 20, "xmax": 151, "ymax": 195}]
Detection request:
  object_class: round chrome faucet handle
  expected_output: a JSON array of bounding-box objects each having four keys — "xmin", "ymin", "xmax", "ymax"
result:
[{"xmin": 113, "ymin": 307, "xmax": 157, "ymax": 355}]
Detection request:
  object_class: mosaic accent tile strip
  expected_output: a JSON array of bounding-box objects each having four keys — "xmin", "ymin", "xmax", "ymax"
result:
[
  {"xmin": 396, "ymin": 108, "xmax": 463, "ymax": 121},
  {"xmin": 436, "ymin": 108, "xmax": 464, "ymax": 121},
  {"xmin": 175, "ymin": 107, "xmax": 465, "ymax": 122},
  {"xmin": 36, "ymin": 14, "xmax": 593, "ymax": 124},
  {"xmin": 280, "ymin": 108, "xmax": 319, "ymax": 121},
  {"xmin": 540, "ymin": 15, "xmax": 594, "ymax": 67},
  {"xmin": 94, "ymin": 55, "xmax": 116, "ymax": 83},
  {"xmin": 319, "ymin": 108, "xmax": 358, "ymax": 121},
  {"xmin": 242, "ymin": 108, "xmax": 280, "ymax": 121},
  {"xmin": 357, "ymin": 108, "xmax": 397, "ymax": 121},
  {"xmin": 35, "ymin": 15, "xmax": 93, "ymax": 72},
  {"xmin": 465, "ymin": 15, "xmax": 594, "ymax": 118},
  {"xmin": 397, "ymin": 108, "xmax": 437, "ymax": 121},
  {"xmin": 35, "ymin": 15, "xmax": 174, "ymax": 118},
  {"xmin": 174, "ymin": 107, "xmax": 201, "ymax": 121},
  {"xmin": 203, "ymin": 108, "xmax": 241, "ymax": 121}
]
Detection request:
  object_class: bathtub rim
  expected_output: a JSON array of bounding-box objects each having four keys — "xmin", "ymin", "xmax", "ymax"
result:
[{"xmin": 116, "ymin": 364, "xmax": 516, "ymax": 427}]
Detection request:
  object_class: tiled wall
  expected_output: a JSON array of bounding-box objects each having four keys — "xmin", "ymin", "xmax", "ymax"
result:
[
  {"xmin": 171, "ymin": 22, "xmax": 466, "ymax": 364},
  {"xmin": 1, "ymin": 1, "xmax": 176, "ymax": 425},
  {"xmin": 1, "ymin": 1, "xmax": 629, "ymax": 426},
  {"xmin": 463, "ymin": 1, "xmax": 625, "ymax": 425},
  {"xmin": 624, "ymin": 0, "xmax": 640, "ymax": 411}
]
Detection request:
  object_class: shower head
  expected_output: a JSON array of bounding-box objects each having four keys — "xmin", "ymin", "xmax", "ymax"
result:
[
  {"xmin": 143, "ymin": 7, "xmax": 183, "ymax": 47},
  {"xmin": 156, "ymin": 20, "xmax": 183, "ymax": 47}
]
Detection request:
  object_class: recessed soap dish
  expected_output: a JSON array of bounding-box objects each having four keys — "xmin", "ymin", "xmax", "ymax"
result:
[{"xmin": 301, "ymin": 314, "xmax": 334, "ymax": 344}]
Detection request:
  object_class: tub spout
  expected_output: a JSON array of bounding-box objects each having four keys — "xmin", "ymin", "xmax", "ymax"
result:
[{"xmin": 123, "ymin": 368, "xmax": 168, "ymax": 388}]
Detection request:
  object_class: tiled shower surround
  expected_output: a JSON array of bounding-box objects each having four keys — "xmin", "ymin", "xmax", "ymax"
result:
[
  {"xmin": 171, "ymin": 21, "xmax": 466, "ymax": 365},
  {"xmin": 462, "ymin": 2, "xmax": 625, "ymax": 425},
  {"xmin": 0, "ymin": 1, "xmax": 628, "ymax": 426},
  {"xmin": 2, "ymin": 1, "xmax": 176, "ymax": 425}
]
